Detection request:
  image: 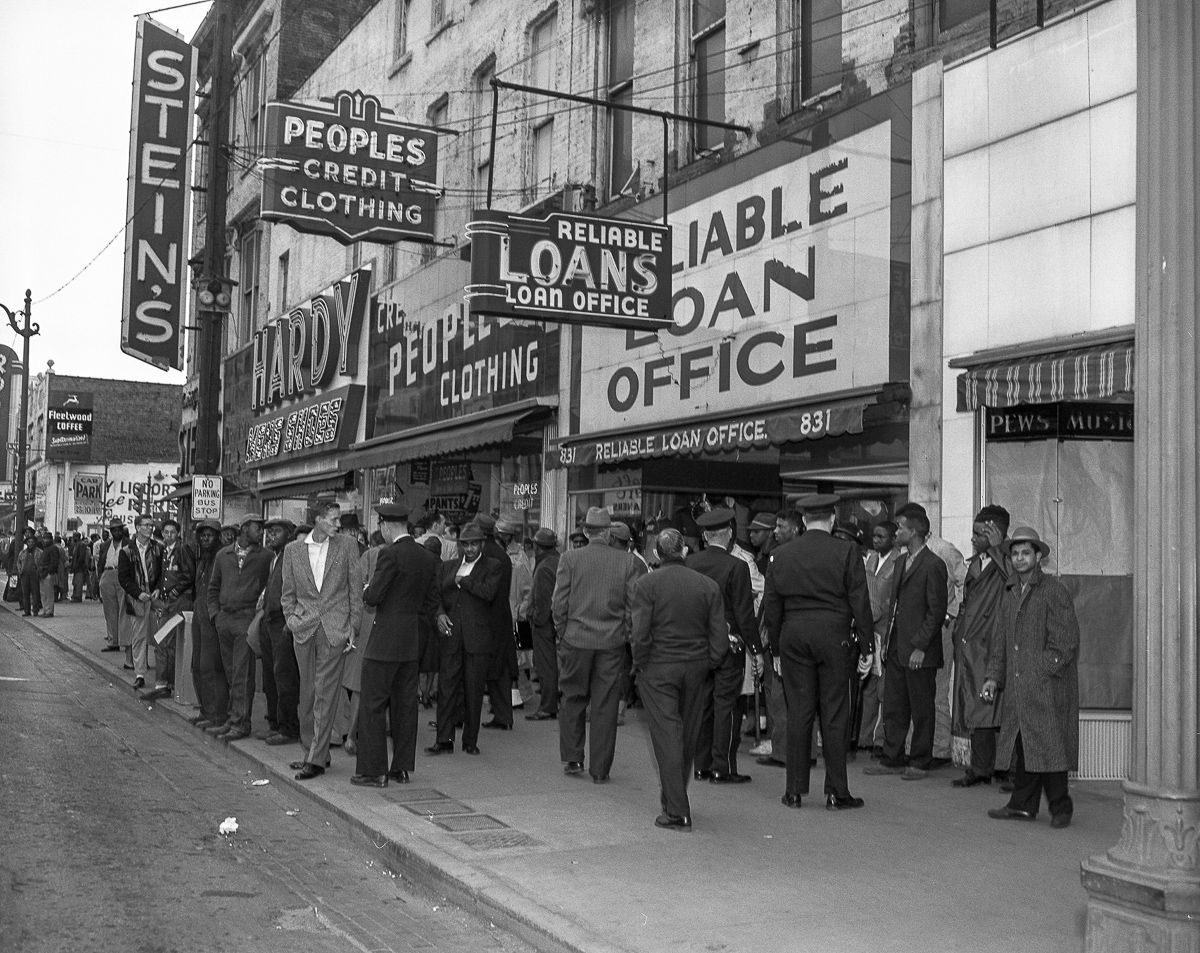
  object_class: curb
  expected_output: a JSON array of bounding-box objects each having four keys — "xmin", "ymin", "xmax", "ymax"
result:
[{"xmin": 5, "ymin": 602, "xmax": 630, "ymax": 953}]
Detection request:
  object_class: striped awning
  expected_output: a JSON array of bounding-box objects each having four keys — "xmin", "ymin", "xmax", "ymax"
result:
[{"xmin": 956, "ymin": 342, "xmax": 1134, "ymax": 412}]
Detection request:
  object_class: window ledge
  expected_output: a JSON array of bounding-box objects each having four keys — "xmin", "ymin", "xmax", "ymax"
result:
[
  {"xmin": 388, "ymin": 51, "xmax": 413, "ymax": 79},
  {"xmin": 425, "ymin": 17, "xmax": 456, "ymax": 46}
]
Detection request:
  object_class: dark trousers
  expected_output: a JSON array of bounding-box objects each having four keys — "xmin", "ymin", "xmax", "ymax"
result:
[
  {"xmin": 531, "ymin": 623, "xmax": 559, "ymax": 715},
  {"xmin": 969, "ymin": 726, "xmax": 999, "ymax": 778},
  {"xmin": 194, "ymin": 609, "xmax": 228, "ymax": 723},
  {"xmin": 696, "ymin": 647, "xmax": 745, "ymax": 775},
  {"xmin": 436, "ymin": 642, "xmax": 489, "ymax": 748},
  {"xmin": 881, "ymin": 654, "xmax": 937, "ymax": 769},
  {"xmin": 19, "ymin": 573, "xmax": 40, "ymax": 614},
  {"xmin": 640, "ymin": 659, "xmax": 708, "ymax": 820},
  {"xmin": 781, "ymin": 627, "xmax": 854, "ymax": 798},
  {"xmin": 266, "ymin": 617, "xmax": 300, "ymax": 738},
  {"xmin": 70, "ymin": 570, "xmax": 86, "ymax": 601},
  {"xmin": 1008, "ymin": 732, "xmax": 1072, "ymax": 817},
  {"xmin": 558, "ymin": 644, "xmax": 624, "ymax": 779},
  {"xmin": 358, "ymin": 658, "xmax": 418, "ymax": 775},
  {"xmin": 215, "ymin": 610, "xmax": 256, "ymax": 731},
  {"xmin": 259, "ymin": 619, "xmax": 278, "ymax": 731},
  {"xmin": 486, "ymin": 669, "xmax": 514, "ymax": 727}
]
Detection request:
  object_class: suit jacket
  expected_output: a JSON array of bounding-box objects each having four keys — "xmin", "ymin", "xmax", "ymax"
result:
[
  {"xmin": 118, "ymin": 537, "xmax": 164, "ymax": 602},
  {"xmin": 864, "ymin": 549, "xmax": 902, "ymax": 638},
  {"xmin": 483, "ymin": 537, "xmax": 515, "ymax": 650},
  {"xmin": 763, "ymin": 528, "xmax": 873, "ymax": 656},
  {"xmin": 280, "ymin": 532, "xmax": 364, "ymax": 646},
  {"xmin": 363, "ymin": 536, "xmax": 440, "ymax": 662},
  {"xmin": 685, "ymin": 544, "xmax": 761, "ymax": 652},
  {"xmin": 630, "ymin": 561, "xmax": 728, "ymax": 670},
  {"xmin": 551, "ymin": 538, "xmax": 639, "ymax": 651},
  {"xmin": 159, "ymin": 541, "xmax": 197, "ymax": 607},
  {"xmin": 887, "ymin": 545, "xmax": 949, "ymax": 668},
  {"xmin": 529, "ymin": 548, "xmax": 559, "ymax": 629},
  {"xmin": 439, "ymin": 554, "xmax": 503, "ymax": 654}
]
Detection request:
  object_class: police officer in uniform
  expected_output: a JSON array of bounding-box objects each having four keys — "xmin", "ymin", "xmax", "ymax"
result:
[{"xmin": 764, "ymin": 494, "xmax": 874, "ymax": 810}]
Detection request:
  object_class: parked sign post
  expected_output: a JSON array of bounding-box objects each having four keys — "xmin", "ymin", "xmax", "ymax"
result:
[{"xmin": 191, "ymin": 475, "xmax": 222, "ymax": 521}]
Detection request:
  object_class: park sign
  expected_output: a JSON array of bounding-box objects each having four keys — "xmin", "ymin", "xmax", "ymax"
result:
[
  {"xmin": 465, "ymin": 209, "xmax": 672, "ymax": 331},
  {"xmin": 121, "ymin": 16, "xmax": 197, "ymax": 372},
  {"xmin": 259, "ymin": 90, "xmax": 440, "ymax": 245}
]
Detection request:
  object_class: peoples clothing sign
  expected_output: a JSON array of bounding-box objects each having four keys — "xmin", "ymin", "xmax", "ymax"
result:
[
  {"xmin": 259, "ymin": 90, "xmax": 439, "ymax": 245},
  {"xmin": 366, "ymin": 257, "xmax": 558, "ymax": 439},
  {"xmin": 47, "ymin": 391, "xmax": 94, "ymax": 461},
  {"xmin": 121, "ymin": 16, "xmax": 197, "ymax": 372},
  {"xmin": 466, "ymin": 209, "xmax": 671, "ymax": 331},
  {"xmin": 577, "ymin": 122, "xmax": 893, "ymax": 430}
]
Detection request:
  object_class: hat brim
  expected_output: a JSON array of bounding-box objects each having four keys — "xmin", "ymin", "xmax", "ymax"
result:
[{"xmin": 1003, "ymin": 537, "xmax": 1050, "ymax": 559}]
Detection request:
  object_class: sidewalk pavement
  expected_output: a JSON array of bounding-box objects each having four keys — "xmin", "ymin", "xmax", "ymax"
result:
[{"xmin": 17, "ymin": 597, "xmax": 1118, "ymax": 953}]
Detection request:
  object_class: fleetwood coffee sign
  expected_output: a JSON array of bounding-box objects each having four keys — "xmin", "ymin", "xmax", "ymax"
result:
[
  {"xmin": 259, "ymin": 90, "xmax": 440, "ymax": 245},
  {"xmin": 466, "ymin": 210, "xmax": 671, "ymax": 331},
  {"xmin": 121, "ymin": 16, "xmax": 198, "ymax": 372},
  {"xmin": 47, "ymin": 391, "xmax": 94, "ymax": 461}
]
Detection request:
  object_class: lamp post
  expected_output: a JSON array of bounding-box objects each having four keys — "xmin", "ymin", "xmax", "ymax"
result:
[{"xmin": 0, "ymin": 291, "xmax": 38, "ymax": 539}]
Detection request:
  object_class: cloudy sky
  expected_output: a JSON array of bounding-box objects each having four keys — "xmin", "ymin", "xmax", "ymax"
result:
[{"xmin": 0, "ymin": 0, "xmax": 212, "ymax": 383}]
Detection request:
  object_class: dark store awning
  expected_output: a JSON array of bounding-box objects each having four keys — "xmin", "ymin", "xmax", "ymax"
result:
[
  {"xmin": 257, "ymin": 470, "xmax": 353, "ymax": 502},
  {"xmin": 345, "ymin": 398, "xmax": 557, "ymax": 470},
  {"xmin": 955, "ymin": 337, "xmax": 1134, "ymax": 412}
]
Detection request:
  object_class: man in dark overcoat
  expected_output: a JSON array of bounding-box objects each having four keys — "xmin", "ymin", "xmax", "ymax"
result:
[
  {"xmin": 476, "ymin": 513, "xmax": 517, "ymax": 730},
  {"xmin": 631, "ymin": 529, "xmax": 727, "ymax": 830},
  {"xmin": 353, "ymin": 501, "xmax": 439, "ymax": 786},
  {"xmin": 982, "ymin": 526, "xmax": 1080, "ymax": 827},
  {"xmin": 764, "ymin": 494, "xmax": 874, "ymax": 810},
  {"xmin": 526, "ymin": 527, "xmax": 561, "ymax": 721},
  {"xmin": 950, "ymin": 505, "xmax": 1011, "ymax": 786}
]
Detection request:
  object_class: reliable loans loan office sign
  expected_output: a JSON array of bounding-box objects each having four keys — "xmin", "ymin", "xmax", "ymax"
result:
[
  {"xmin": 465, "ymin": 209, "xmax": 672, "ymax": 331},
  {"xmin": 259, "ymin": 90, "xmax": 440, "ymax": 244},
  {"xmin": 245, "ymin": 267, "xmax": 370, "ymax": 467}
]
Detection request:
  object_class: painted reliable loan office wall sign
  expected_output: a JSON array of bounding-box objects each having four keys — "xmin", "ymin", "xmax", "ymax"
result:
[
  {"xmin": 244, "ymin": 267, "xmax": 370, "ymax": 467},
  {"xmin": 577, "ymin": 121, "xmax": 895, "ymax": 429}
]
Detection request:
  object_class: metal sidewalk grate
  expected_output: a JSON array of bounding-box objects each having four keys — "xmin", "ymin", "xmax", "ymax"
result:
[
  {"xmin": 453, "ymin": 830, "xmax": 541, "ymax": 851},
  {"xmin": 433, "ymin": 814, "xmax": 508, "ymax": 832},
  {"xmin": 401, "ymin": 798, "xmax": 474, "ymax": 816}
]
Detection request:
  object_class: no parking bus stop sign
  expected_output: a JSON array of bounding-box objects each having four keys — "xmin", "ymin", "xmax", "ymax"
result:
[{"xmin": 191, "ymin": 475, "xmax": 222, "ymax": 521}]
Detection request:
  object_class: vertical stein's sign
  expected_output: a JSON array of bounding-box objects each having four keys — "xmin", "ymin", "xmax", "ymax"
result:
[
  {"xmin": 121, "ymin": 16, "xmax": 197, "ymax": 371},
  {"xmin": 259, "ymin": 90, "xmax": 440, "ymax": 245},
  {"xmin": 465, "ymin": 209, "xmax": 672, "ymax": 331}
]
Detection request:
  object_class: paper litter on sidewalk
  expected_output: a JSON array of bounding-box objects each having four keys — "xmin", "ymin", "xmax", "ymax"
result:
[
  {"xmin": 218, "ymin": 817, "xmax": 239, "ymax": 835},
  {"xmin": 251, "ymin": 779, "xmax": 270, "ymax": 786}
]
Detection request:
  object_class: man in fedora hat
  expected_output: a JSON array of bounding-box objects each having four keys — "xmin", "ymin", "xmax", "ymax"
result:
[
  {"xmin": 982, "ymin": 526, "xmax": 1080, "ymax": 828},
  {"xmin": 430, "ymin": 522, "xmax": 503, "ymax": 755},
  {"xmin": 260, "ymin": 517, "xmax": 299, "ymax": 745},
  {"xmin": 526, "ymin": 527, "xmax": 561, "ymax": 721},
  {"xmin": 487, "ymin": 517, "xmax": 530, "ymax": 727},
  {"xmin": 97, "ymin": 519, "xmax": 128, "ymax": 651},
  {"xmin": 551, "ymin": 506, "xmax": 640, "ymax": 782},
  {"xmin": 765, "ymin": 493, "xmax": 873, "ymax": 810}
]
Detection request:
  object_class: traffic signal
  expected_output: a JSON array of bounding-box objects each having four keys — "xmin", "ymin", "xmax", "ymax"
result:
[{"xmin": 197, "ymin": 277, "xmax": 233, "ymax": 311}]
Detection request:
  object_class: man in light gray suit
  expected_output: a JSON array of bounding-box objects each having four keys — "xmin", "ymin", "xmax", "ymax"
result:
[{"xmin": 282, "ymin": 502, "xmax": 364, "ymax": 780}]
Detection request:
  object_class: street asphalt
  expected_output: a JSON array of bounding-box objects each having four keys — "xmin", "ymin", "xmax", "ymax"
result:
[{"xmin": 10, "ymin": 597, "xmax": 1123, "ymax": 953}]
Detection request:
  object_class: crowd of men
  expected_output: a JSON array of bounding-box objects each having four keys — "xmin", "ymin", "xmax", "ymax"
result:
[{"xmin": 7, "ymin": 492, "xmax": 1081, "ymax": 834}]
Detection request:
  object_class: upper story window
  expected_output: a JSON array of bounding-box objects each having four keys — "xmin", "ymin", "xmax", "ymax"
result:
[
  {"xmin": 235, "ymin": 229, "xmax": 260, "ymax": 350},
  {"xmin": 432, "ymin": 0, "xmax": 447, "ymax": 30},
  {"xmin": 529, "ymin": 12, "xmax": 557, "ymax": 198},
  {"xmin": 797, "ymin": 0, "xmax": 843, "ymax": 102},
  {"xmin": 276, "ymin": 250, "xmax": 289, "ymax": 311},
  {"xmin": 607, "ymin": 0, "xmax": 634, "ymax": 198},
  {"xmin": 939, "ymin": 0, "xmax": 989, "ymax": 31},
  {"xmin": 474, "ymin": 58, "xmax": 496, "ymax": 201},
  {"xmin": 424, "ymin": 96, "xmax": 449, "ymax": 261},
  {"xmin": 394, "ymin": 0, "xmax": 410, "ymax": 58},
  {"xmin": 692, "ymin": 0, "xmax": 726, "ymax": 154}
]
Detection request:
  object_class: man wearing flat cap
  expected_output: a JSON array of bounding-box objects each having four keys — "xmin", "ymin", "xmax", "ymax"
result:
[
  {"xmin": 551, "ymin": 506, "xmax": 640, "ymax": 782},
  {"xmin": 352, "ymin": 501, "xmax": 440, "ymax": 786},
  {"xmin": 764, "ymin": 493, "xmax": 874, "ymax": 810},
  {"xmin": 260, "ymin": 517, "xmax": 299, "ymax": 745},
  {"xmin": 687, "ymin": 508, "xmax": 763, "ymax": 784},
  {"xmin": 982, "ymin": 527, "xmax": 1080, "ymax": 828},
  {"xmin": 526, "ymin": 527, "xmax": 561, "ymax": 721},
  {"xmin": 206, "ymin": 514, "xmax": 273, "ymax": 741}
]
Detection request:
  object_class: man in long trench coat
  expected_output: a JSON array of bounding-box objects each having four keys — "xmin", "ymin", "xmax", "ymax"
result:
[
  {"xmin": 981, "ymin": 526, "xmax": 1079, "ymax": 828},
  {"xmin": 950, "ymin": 505, "xmax": 1011, "ymax": 787}
]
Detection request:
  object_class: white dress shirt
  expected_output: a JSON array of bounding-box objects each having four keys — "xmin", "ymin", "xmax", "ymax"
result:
[{"xmin": 306, "ymin": 532, "xmax": 330, "ymax": 590}]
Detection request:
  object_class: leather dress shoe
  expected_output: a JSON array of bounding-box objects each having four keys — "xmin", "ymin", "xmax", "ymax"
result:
[
  {"xmin": 481, "ymin": 720, "xmax": 512, "ymax": 730},
  {"xmin": 710, "ymin": 771, "xmax": 751, "ymax": 784},
  {"xmin": 952, "ymin": 773, "xmax": 991, "ymax": 788},
  {"xmin": 987, "ymin": 806, "xmax": 1036, "ymax": 821},
  {"xmin": 425, "ymin": 742, "xmax": 453, "ymax": 755},
  {"xmin": 1050, "ymin": 812, "xmax": 1072, "ymax": 829},
  {"xmin": 525, "ymin": 710, "xmax": 556, "ymax": 721},
  {"xmin": 863, "ymin": 763, "xmax": 904, "ymax": 775},
  {"xmin": 388, "ymin": 770, "xmax": 410, "ymax": 783},
  {"xmin": 462, "ymin": 744, "xmax": 480, "ymax": 755},
  {"xmin": 781, "ymin": 794, "xmax": 802, "ymax": 809},
  {"xmin": 205, "ymin": 723, "xmax": 233, "ymax": 736},
  {"xmin": 132, "ymin": 676, "xmax": 145, "ymax": 689},
  {"xmin": 901, "ymin": 766, "xmax": 928, "ymax": 781},
  {"xmin": 756, "ymin": 756, "xmax": 785, "ymax": 768},
  {"xmin": 564, "ymin": 761, "xmax": 584, "ymax": 776},
  {"xmin": 139, "ymin": 687, "xmax": 171, "ymax": 702},
  {"xmin": 350, "ymin": 774, "xmax": 388, "ymax": 788},
  {"xmin": 295, "ymin": 763, "xmax": 325, "ymax": 780},
  {"xmin": 192, "ymin": 719, "xmax": 214, "ymax": 729},
  {"xmin": 222, "ymin": 728, "xmax": 250, "ymax": 741},
  {"xmin": 266, "ymin": 734, "xmax": 300, "ymax": 746},
  {"xmin": 123, "ymin": 664, "xmax": 135, "ymax": 671},
  {"xmin": 694, "ymin": 769, "xmax": 713, "ymax": 781},
  {"xmin": 101, "ymin": 645, "xmax": 120, "ymax": 652},
  {"xmin": 654, "ymin": 813, "xmax": 692, "ymax": 831},
  {"xmin": 826, "ymin": 794, "xmax": 865, "ymax": 811},
  {"xmin": 187, "ymin": 714, "xmax": 208, "ymax": 725},
  {"xmin": 289, "ymin": 759, "xmax": 331, "ymax": 770}
]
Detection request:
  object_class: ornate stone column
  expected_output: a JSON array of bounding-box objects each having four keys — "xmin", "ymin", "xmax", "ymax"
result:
[{"xmin": 1080, "ymin": 2, "xmax": 1200, "ymax": 949}]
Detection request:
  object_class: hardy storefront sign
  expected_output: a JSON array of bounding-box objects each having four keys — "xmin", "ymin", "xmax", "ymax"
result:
[
  {"xmin": 465, "ymin": 209, "xmax": 672, "ymax": 331},
  {"xmin": 259, "ymin": 90, "xmax": 440, "ymax": 245},
  {"xmin": 576, "ymin": 122, "xmax": 894, "ymax": 430},
  {"xmin": 366, "ymin": 257, "xmax": 558, "ymax": 438},
  {"xmin": 121, "ymin": 16, "xmax": 197, "ymax": 372}
]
